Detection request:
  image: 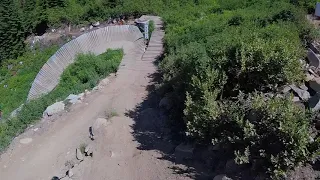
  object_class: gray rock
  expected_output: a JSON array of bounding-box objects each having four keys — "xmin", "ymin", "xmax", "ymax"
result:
[
  {"xmin": 309, "ymin": 77, "xmax": 320, "ymax": 92},
  {"xmin": 93, "ymin": 21, "xmax": 100, "ymax": 27},
  {"xmin": 282, "ymin": 85, "xmax": 291, "ymax": 94},
  {"xmin": 307, "ymin": 48, "xmax": 320, "ymax": 68},
  {"xmin": 76, "ymin": 148, "xmax": 84, "ymax": 161},
  {"xmin": 213, "ymin": 174, "xmax": 232, "ymax": 180},
  {"xmin": 308, "ymin": 93, "xmax": 320, "ymax": 112},
  {"xmin": 225, "ymin": 159, "xmax": 245, "ymax": 174},
  {"xmin": 67, "ymin": 169, "xmax": 74, "ymax": 177},
  {"xmin": 299, "ymin": 84, "xmax": 308, "ymax": 91},
  {"xmin": 159, "ymin": 97, "xmax": 173, "ymax": 110},
  {"xmin": 10, "ymin": 104, "xmax": 24, "ymax": 118},
  {"xmin": 65, "ymin": 94, "xmax": 81, "ymax": 104},
  {"xmin": 310, "ymin": 42, "xmax": 320, "ymax": 54},
  {"xmin": 43, "ymin": 101, "xmax": 65, "ymax": 117},
  {"xmin": 293, "ymin": 96, "xmax": 300, "ymax": 102},
  {"xmin": 175, "ymin": 143, "xmax": 194, "ymax": 160},
  {"xmin": 85, "ymin": 145, "xmax": 93, "ymax": 156},
  {"xmin": 289, "ymin": 85, "xmax": 310, "ymax": 101}
]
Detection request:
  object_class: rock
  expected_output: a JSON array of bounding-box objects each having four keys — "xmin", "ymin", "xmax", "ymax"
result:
[
  {"xmin": 310, "ymin": 42, "xmax": 320, "ymax": 54},
  {"xmin": 307, "ymin": 48, "xmax": 320, "ymax": 68},
  {"xmin": 306, "ymin": 73, "xmax": 315, "ymax": 82},
  {"xmin": 10, "ymin": 104, "xmax": 24, "ymax": 118},
  {"xmin": 43, "ymin": 101, "xmax": 65, "ymax": 117},
  {"xmin": 89, "ymin": 25, "xmax": 93, "ymax": 30},
  {"xmin": 213, "ymin": 174, "xmax": 232, "ymax": 180},
  {"xmin": 93, "ymin": 21, "xmax": 100, "ymax": 27},
  {"xmin": 85, "ymin": 145, "xmax": 93, "ymax": 156},
  {"xmin": 309, "ymin": 77, "xmax": 320, "ymax": 92},
  {"xmin": 19, "ymin": 138, "xmax": 33, "ymax": 144},
  {"xmin": 80, "ymin": 27, "xmax": 85, "ymax": 32},
  {"xmin": 76, "ymin": 148, "xmax": 84, "ymax": 161},
  {"xmin": 93, "ymin": 86, "xmax": 99, "ymax": 91},
  {"xmin": 175, "ymin": 143, "xmax": 194, "ymax": 160},
  {"xmin": 225, "ymin": 159, "xmax": 245, "ymax": 174},
  {"xmin": 309, "ymin": 93, "xmax": 320, "ymax": 111},
  {"xmin": 159, "ymin": 97, "xmax": 173, "ymax": 110},
  {"xmin": 293, "ymin": 96, "xmax": 300, "ymax": 102},
  {"xmin": 299, "ymin": 84, "xmax": 309, "ymax": 91},
  {"xmin": 65, "ymin": 94, "xmax": 81, "ymax": 104},
  {"xmin": 282, "ymin": 85, "xmax": 291, "ymax": 94},
  {"xmin": 289, "ymin": 85, "xmax": 310, "ymax": 101},
  {"xmin": 67, "ymin": 169, "xmax": 74, "ymax": 177}
]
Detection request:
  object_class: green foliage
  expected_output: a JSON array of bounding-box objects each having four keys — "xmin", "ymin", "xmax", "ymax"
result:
[
  {"xmin": 0, "ymin": 46, "xmax": 58, "ymax": 118},
  {"xmin": 0, "ymin": 49, "xmax": 123, "ymax": 152},
  {"xmin": 0, "ymin": 0, "xmax": 25, "ymax": 62},
  {"xmin": 159, "ymin": 0, "xmax": 320, "ymax": 178}
]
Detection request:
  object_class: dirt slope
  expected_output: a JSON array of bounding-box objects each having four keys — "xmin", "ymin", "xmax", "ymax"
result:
[{"xmin": 0, "ymin": 16, "xmax": 192, "ymax": 180}]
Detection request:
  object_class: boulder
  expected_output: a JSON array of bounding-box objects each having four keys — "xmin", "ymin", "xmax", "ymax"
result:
[
  {"xmin": 174, "ymin": 143, "xmax": 194, "ymax": 160},
  {"xmin": 85, "ymin": 145, "xmax": 93, "ymax": 156},
  {"xmin": 213, "ymin": 174, "xmax": 232, "ymax": 180},
  {"xmin": 310, "ymin": 42, "xmax": 320, "ymax": 54},
  {"xmin": 43, "ymin": 101, "xmax": 65, "ymax": 117},
  {"xmin": 65, "ymin": 94, "xmax": 81, "ymax": 104},
  {"xmin": 67, "ymin": 169, "xmax": 73, "ymax": 177},
  {"xmin": 308, "ymin": 93, "xmax": 320, "ymax": 112},
  {"xmin": 93, "ymin": 21, "xmax": 100, "ymax": 27},
  {"xmin": 76, "ymin": 148, "xmax": 84, "ymax": 161},
  {"xmin": 307, "ymin": 48, "xmax": 320, "ymax": 68},
  {"xmin": 289, "ymin": 85, "xmax": 310, "ymax": 101},
  {"xmin": 159, "ymin": 97, "xmax": 173, "ymax": 110},
  {"xmin": 225, "ymin": 159, "xmax": 246, "ymax": 174},
  {"xmin": 309, "ymin": 77, "xmax": 320, "ymax": 92}
]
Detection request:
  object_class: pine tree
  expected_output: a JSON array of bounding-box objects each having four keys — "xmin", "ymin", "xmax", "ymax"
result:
[
  {"xmin": 20, "ymin": 0, "xmax": 37, "ymax": 34},
  {"xmin": 0, "ymin": 0, "xmax": 25, "ymax": 62}
]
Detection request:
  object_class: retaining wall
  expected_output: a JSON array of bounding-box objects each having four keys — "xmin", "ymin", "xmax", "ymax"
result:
[{"xmin": 27, "ymin": 25, "xmax": 145, "ymax": 100}]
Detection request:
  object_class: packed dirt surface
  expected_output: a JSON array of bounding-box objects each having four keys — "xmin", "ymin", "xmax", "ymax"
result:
[{"xmin": 0, "ymin": 16, "xmax": 197, "ymax": 180}]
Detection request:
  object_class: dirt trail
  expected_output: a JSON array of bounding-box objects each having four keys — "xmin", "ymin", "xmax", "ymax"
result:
[{"xmin": 0, "ymin": 16, "xmax": 192, "ymax": 180}]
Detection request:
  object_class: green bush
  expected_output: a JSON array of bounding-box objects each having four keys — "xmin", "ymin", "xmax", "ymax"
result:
[
  {"xmin": 159, "ymin": 0, "xmax": 320, "ymax": 178},
  {"xmin": 0, "ymin": 49, "xmax": 123, "ymax": 152}
]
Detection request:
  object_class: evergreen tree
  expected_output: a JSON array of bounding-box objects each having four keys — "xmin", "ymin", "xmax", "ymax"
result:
[
  {"xmin": 20, "ymin": 0, "xmax": 38, "ymax": 34},
  {"xmin": 0, "ymin": 0, "xmax": 25, "ymax": 62}
]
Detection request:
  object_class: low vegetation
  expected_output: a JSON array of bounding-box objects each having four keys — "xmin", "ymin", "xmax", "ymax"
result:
[
  {"xmin": 0, "ymin": 49, "xmax": 123, "ymax": 152},
  {"xmin": 159, "ymin": 0, "xmax": 320, "ymax": 178}
]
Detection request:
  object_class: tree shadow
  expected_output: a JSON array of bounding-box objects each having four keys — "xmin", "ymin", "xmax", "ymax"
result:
[{"xmin": 125, "ymin": 69, "xmax": 215, "ymax": 180}]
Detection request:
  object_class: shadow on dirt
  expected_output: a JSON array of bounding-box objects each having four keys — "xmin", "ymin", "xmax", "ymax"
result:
[{"xmin": 125, "ymin": 67, "xmax": 216, "ymax": 180}]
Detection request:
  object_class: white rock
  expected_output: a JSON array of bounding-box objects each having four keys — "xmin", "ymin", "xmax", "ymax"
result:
[
  {"xmin": 76, "ymin": 148, "xmax": 84, "ymax": 161},
  {"xmin": 93, "ymin": 21, "xmax": 100, "ymax": 27},
  {"xmin": 20, "ymin": 138, "xmax": 33, "ymax": 144},
  {"xmin": 85, "ymin": 145, "xmax": 93, "ymax": 156},
  {"xmin": 43, "ymin": 101, "xmax": 65, "ymax": 117},
  {"xmin": 213, "ymin": 174, "xmax": 232, "ymax": 180},
  {"xmin": 89, "ymin": 25, "xmax": 93, "ymax": 30},
  {"xmin": 66, "ymin": 94, "xmax": 81, "ymax": 104},
  {"xmin": 67, "ymin": 169, "xmax": 74, "ymax": 177},
  {"xmin": 80, "ymin": 27, "xmax": 85, "ymax": 32}
]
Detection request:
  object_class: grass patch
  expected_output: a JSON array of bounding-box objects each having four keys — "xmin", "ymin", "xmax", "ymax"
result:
[
  {"xmin": 0, "ymin": 49, "xmax": 123, "ymax": 152},
  {"xmin": 0, "ymin": 46, "xmax": 59, "ymax": 118},
  {"xmin": 79, "ymin": 143, "xmax": 87, "ymax": 154},
  {"xmin": 105, "ymin": 109, "xmax": 119, "ymax": 119}
]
